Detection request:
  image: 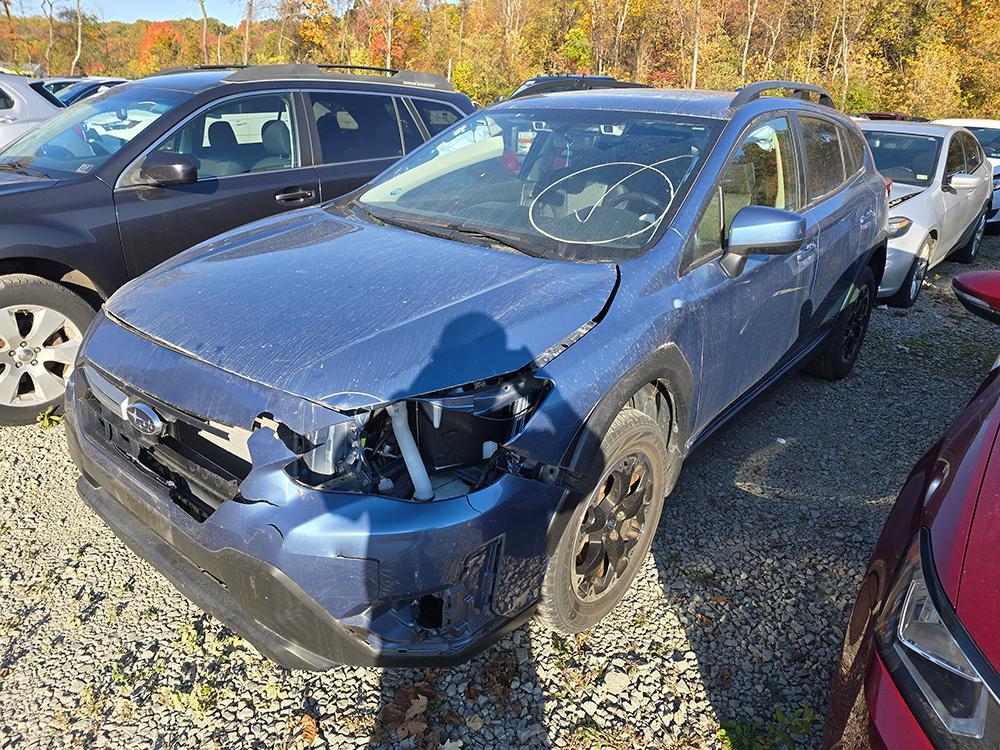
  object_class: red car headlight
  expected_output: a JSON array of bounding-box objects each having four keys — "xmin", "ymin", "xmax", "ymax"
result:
[{"xmin": 875, "ymin": 530, "xmax": 1000, "ymax": 745}]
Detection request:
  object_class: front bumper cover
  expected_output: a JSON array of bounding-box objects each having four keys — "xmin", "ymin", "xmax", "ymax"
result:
[{"xmin": 64, "ymin": 319, "xmax": 568, "ymax": 669}]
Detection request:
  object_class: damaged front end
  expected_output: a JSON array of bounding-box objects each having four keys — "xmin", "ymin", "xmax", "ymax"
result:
[{"xmin": 64, "ymin": 314, "xmax": 580, "ymax": 668}]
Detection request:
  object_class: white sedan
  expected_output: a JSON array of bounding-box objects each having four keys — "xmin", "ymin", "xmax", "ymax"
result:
[
  {"xmin": 934, "ymin": 118, "xmax": 1000, "ymax": 233},
  {"xmin": 859, "ymin": 121, "xmax": 992, "ymax": 307}
]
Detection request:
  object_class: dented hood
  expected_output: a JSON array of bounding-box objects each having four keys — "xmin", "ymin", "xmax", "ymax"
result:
[{"xmin": 107, "ymin": 207, "xmax": 617, "ymax": 408}]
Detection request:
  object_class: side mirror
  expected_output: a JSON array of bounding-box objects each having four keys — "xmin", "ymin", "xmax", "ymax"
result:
[
  {"xmin": 945, "ymin": 173, "xmax": 982, "ymax": 191},
  {"xmin": 954, "ymin": 271, "xmax": 1000, "ymax": 324},
  {"xmin": 720, "ymin": 205, "xmax": 806, "ymax": 277},
  {"xmin": 139, "ymin": 152, "xmax": 198, "ymax": 186}
]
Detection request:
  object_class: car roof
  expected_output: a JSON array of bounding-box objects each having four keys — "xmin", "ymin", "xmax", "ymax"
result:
[
  {"xmin": 856, "ymin": 120, "xmax": 959, "ymax": 137},
  {"xmin": 935, "ymin": 118, "xmax": 1000, "ymax": 129},
  {"xmin": 492, "ymin": 85, "xmax": 838, "ymax": 120},
  {"xmin": 137, "ymin": 65, "xmax": 459, "ymax": 97}
]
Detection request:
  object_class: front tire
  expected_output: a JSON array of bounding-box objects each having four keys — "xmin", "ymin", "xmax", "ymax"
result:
[
  {"xmin": 0, "ymin": 274, "xmax": 95, "ymax": 426},
  {"xmin": 951, "ymin": 209, "xmax": 986, "ymax": 264},
  {"xmin": 537, "ymin": 408, "xmax": 668, "ymax": 634},
  {"xmin": 886, "ymin": 237, "xmax": 932, "ymax": 308},
  {"xmin": 805, "ymin": 265, "xmax": 875, "ymax": 381}
]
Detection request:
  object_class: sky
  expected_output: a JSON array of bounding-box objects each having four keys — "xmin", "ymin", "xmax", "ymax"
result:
[{"xmin": 18, "ymin": 0, "xmax": 249, "ymax": 27}]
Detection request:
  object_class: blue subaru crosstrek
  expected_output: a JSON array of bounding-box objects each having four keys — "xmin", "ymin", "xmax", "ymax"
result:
[{"xmin": 64, "ymin": 80, "xmax": 888, "ymax": 668}]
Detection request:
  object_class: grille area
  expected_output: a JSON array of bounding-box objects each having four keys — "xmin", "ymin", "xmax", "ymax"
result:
[{"xmin": 78, "ymin": 365, "xmax": 251, "ymax": 522}]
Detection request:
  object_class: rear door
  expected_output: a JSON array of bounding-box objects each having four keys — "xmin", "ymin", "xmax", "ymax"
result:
[
  {"xmin": 938, "ymin": 133, "xmax": 972, "ymax": 260},
  {"xmin": 795, "ymin": 115, "xmax": 871, "ymax": 334},
  {"xmin": 113, "ymin": 91, "xmax": 320, "ymax": 277},
  {"xmin": 304, "ymin": 90, "xmax": 420, "ymax": 201}
]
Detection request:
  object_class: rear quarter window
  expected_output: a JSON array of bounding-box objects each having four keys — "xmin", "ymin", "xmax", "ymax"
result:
[
  {"xmin": 410, "ymin": 99, "xmax": 463, "ymax": 136},
  {"xmin": 0, "ymin": 86, "xmax": 13, "ymax": 110},
  {"xmin": 839, "ymin": 124, "xmax": 865, "ymax": 174},
  {"xmin": 800, "ymin": 116, "xmax": 846, "ymax": 201}
]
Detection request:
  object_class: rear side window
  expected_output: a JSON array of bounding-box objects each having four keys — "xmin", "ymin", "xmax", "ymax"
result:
[
  {"xmin": 309, "ymin": 92, "xmax": 403, "ymax": 164},
  {"xmin": 945, "ymin": 135, "xmax": 966, "ymax": 176},
  {"xmin": 410, "ymin": 99, "xmax": 462, "ymax": 136},
  {"xmin": 692, "ymin": 116, "xmax": 800, "ymax": 262},
  {"xmin": 0, "ymin": 86, "xmax": 13, "ymax": 110},
  {"xmin": 800, "ymin": 116, "xmax": 845, "ymax": 201}
]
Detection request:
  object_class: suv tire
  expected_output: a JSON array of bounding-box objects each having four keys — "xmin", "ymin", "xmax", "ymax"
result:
[
  {"xmin": 0, "ymin": 274, "xmax": 95, "ymax": 425},
  {"xmin": 537, "ymin": 408, "xmax": 668, "ymax": 634},
  {"xmin": 806, "ymin": 265, "xmax": 875, "ymax": 381}
]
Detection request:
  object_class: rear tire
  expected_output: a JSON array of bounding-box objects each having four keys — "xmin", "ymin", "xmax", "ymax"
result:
[
  {"xmin": 951, "ymin": 209, "xmax": 986, "ymax": 264},
  {"xmin": 0, "ymin": 274, "xmax": 95, "ymax": 426},
  {"xmin": 537, "ymin": 408, "xmax": 668, "ymax": 634},
  {"xmin": 886, "ymin": 237, "xmax": 932, "ymax": 308},
  {"xmin": 805, "ymin": 265, "xmax": 875, "ymax": 381}
]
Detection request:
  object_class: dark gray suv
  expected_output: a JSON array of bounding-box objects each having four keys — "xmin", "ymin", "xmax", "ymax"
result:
[{"xmin": 0, "ymin": 64, "xmax": 474, "ymax": 424}]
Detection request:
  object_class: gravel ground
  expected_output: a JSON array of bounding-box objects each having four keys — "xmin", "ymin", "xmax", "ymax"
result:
[{"xmin": 2, "ymin": 240, "xmax": 1000, "ymax": 750}]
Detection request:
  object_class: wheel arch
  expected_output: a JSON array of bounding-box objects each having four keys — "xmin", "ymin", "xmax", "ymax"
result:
[
  {"xmin": 0, "ymin": 257, "xmax": 107, "ymax": 307},
  {"xmin": 544, "ymin": 344, "xmax": 693, "ymax": 555},
  {"xmin": 866, "ymin": 241, "xmax": 887, "ymax": 291}
]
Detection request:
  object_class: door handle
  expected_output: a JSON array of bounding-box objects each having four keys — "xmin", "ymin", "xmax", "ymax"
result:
[
  {"xmin": 0, "ymin": 116, "xmax": 17, "ymax": 124},
  {"xmin": 859, "ymin": 210, "xmax": 875, "ymax": 227},
  {"xmin": 795, "ymin": 242, "xmax": 818, "ymax": 264},
  {"xmin": 274, "ymin": 187, "xmax": 315, "ymax": 205}
]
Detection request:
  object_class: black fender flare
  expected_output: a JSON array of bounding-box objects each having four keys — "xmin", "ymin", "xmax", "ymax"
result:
[{"xmin": 543, "ymin": 343, "xmax": 693, "ymax": 556}]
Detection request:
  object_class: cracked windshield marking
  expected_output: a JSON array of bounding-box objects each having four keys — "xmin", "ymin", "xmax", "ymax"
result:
[{"xmin": 359, "ymin": 110, "xmax": 716, "ymax": 261}]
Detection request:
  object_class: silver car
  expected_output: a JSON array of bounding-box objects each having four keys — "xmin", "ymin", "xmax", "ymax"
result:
[
  {"xmin": 0, "ymin": 74, "xmax": 62, "ymax": 148},
  {"xmin": 858, "ymin": 121, "xmax": 992, "ymax": 307}
]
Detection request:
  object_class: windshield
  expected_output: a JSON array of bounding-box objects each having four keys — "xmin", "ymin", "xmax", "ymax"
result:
[
  {"xmin": 0, "ymin": 87, "xmax": 189, "ymax": 178},
  {"xmin": 863, "ymin": 131, "xmax": 941, "ymax": 187},
  {"xmin": 356, "ymin": 108, "xmax": 718, "ymax": 261},
  {"xmin": 966, "ymin": 127, "xmax": 1000, "ymax": 160}
]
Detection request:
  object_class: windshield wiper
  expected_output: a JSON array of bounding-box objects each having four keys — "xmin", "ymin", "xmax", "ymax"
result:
[
  {"xmin": 433, "ymin": 223, "xmax": 540, "ymax": 257},
  {"xmin": 0, "ymin": 159, "xmax": 48, "ymax": 177}
]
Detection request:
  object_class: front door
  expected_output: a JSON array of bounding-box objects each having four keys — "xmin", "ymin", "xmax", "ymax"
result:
[
  {"xmin": 685, "ymin": 115, "xmax": 815, "ymax": 433},
  {"xmin": 113, "ymin": 91, "xmax": 320, "ymax": 278}
]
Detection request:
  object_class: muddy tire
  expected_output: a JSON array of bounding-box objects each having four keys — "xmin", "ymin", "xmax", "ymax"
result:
[
  {"xmin": 0, "ymin": 274, "xmax": 95, "ymax": 426},
  {"xmin": 537, "ymin": 408, "xmax": 668, "ymax": 634},
  {"xmin": 805, "ymin": 265, "xmax": 875, "ymax": 381}
]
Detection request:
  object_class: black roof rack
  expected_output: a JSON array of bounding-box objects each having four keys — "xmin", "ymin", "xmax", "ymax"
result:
[
  {"xmin": 730, "ymin": 80, "xmax": 835, "ymax": 111},
  {"xmin": 150, "ymin": 63, "xmax": 454, "ymax": 92}
]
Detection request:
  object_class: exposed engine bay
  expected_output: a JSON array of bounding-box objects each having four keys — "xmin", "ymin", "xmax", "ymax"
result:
[{"xmin": 280, "ymin": 374, "xmax": 550, "ymax": 501}]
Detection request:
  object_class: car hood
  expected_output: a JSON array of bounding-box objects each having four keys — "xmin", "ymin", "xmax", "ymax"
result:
[
  {"xmin": 888, "ymin": 182, "xmax": 926, "ymax": 209},
  {"xmin": 0, "ymin": 171, "xmax": 61, "ymax": 196},
  {"xmin": 107, "ymin": 207, "xmax": 617, "ymax": 408}
]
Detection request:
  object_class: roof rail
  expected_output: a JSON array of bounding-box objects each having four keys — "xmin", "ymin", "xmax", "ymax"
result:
[
  {"xmin": 149, "ymin": 63, "xmax": 454, "ymax": 91},
  {"xmin": 731, "ymin": 80, "xmax": 835, "ymax": 111}
]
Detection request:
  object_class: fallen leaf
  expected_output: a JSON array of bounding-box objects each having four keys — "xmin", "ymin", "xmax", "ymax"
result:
[
  {"xmin": 300, "ymin": 713, "xmax": 319, "ymax": 745},
  {"xmin": 439, "ymin": 740, "xmax": 464, "ymax": 750},
  {"xmin": 405, "ymin": 693, "xmax": 429, "ymax": 721}
]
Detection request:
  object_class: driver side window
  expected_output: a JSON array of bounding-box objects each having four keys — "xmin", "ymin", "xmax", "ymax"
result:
[
  {"xmin": 945, "ymin": 136, "xmax": 966, "ymax": 176},
  {"xmin": 129, "ymin": 93, "xmax": 300, "ymax": 184},
  {"xmin": 692, "ymin": 116, "xmax": 800, "ymax": 263}
]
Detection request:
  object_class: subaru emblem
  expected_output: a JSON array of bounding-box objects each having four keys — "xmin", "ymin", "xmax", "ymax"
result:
[{"xmin": 126, "ymin": 402, "xmax": 164, "ymax": 437}]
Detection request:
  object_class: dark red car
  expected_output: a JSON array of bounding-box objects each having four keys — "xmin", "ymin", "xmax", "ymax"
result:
[{"xmin": 825, "ymin": 271, "xmax": 1000, "ymax": 749}]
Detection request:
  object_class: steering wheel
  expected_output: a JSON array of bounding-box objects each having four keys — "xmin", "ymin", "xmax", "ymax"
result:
[
  {"xmin": 608, "ymin": 191, "xmax": 662, "ymax": 217},
  {"xmin": 37, "ymin": 143, "xmax": 75, "ymax": 160}
]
